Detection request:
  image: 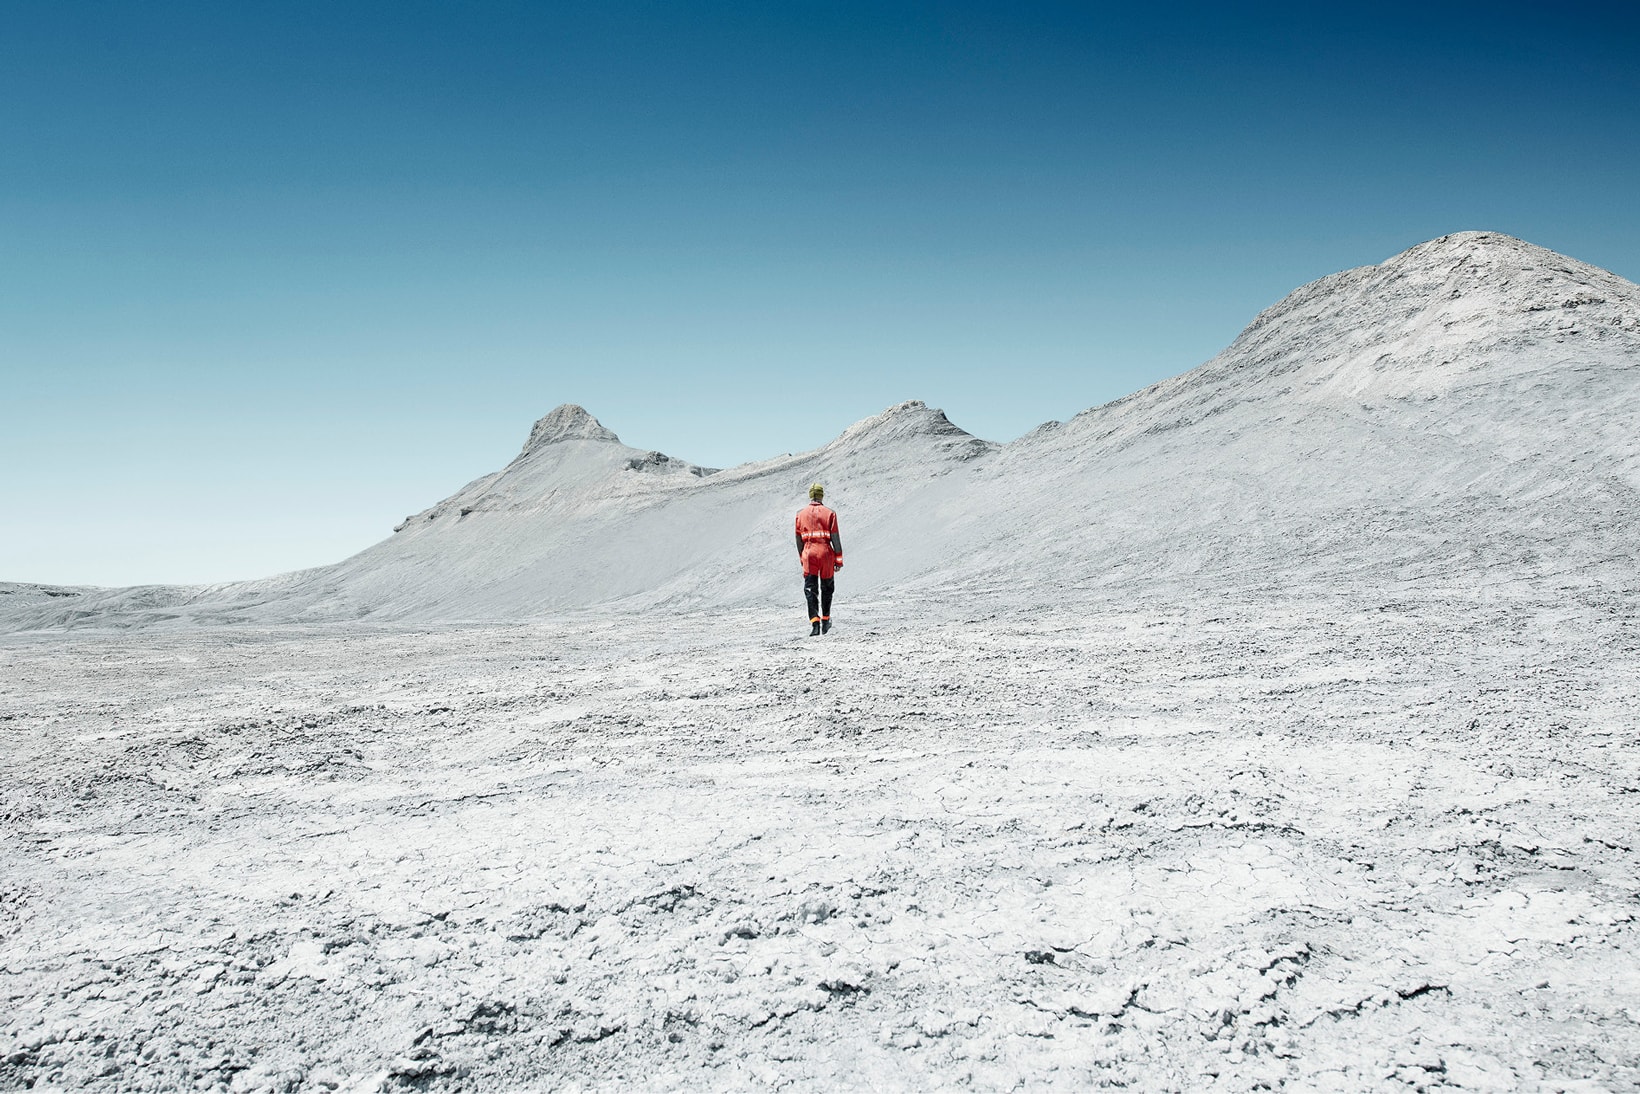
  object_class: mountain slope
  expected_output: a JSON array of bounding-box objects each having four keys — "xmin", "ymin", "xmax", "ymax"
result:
[
  {"xmin": 5, "ymin": 231, "xmax": 1637, "ymax": 631},
  {"xmin": 919, "ymin": 231, "xmax": 1640, "ymax": 600}
]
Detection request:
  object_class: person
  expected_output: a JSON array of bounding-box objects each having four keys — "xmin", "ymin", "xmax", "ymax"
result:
[{"xmin": 795, "ymin": 482, "xmax": 843, "ymax": 636}]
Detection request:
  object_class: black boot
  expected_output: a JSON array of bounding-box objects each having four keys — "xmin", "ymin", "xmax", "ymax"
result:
[
  {"xmin": 810, "ymin": 620, "xmax": 822, "ymax": 637},
  {"xmin": 821, "ymin": 618, "xmax": 831, "ymax": 634}
]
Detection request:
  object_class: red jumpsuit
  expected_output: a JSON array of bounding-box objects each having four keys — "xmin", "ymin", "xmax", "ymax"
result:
[{"xmin": 795, "ymin": 501, "xmax": 842, "ymax": 578}]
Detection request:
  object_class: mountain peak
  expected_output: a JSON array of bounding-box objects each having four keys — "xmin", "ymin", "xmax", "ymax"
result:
[
  {"xmin": 1137, "ymin": 230, "xmax": 1640, "ymax": 416},
  {"xmin": 1380, "ymin": 230, "xmax": 1577, "ymax": 277},
  {"xmin": 1402, "ymin": 229, "xmax": 1530, "ymax": 255},
  {"xmin": 522, "ymin": 405, "xmax": 621, "ymax": 452},
  {"xmin": 827, "ymin": 400, "xmax": 997, "ymax": 459}
]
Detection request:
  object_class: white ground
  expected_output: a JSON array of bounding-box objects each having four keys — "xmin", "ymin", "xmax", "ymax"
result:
[
  {"xmin": 4, "ymin": 580, "xmax": 1639, "ymax": 1091},
  {"xmin": 4, "ymin": 232, "xmax": 1640, "ymax": 1090}
]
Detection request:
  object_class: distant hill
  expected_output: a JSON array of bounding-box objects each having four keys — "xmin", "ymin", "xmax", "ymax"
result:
[{"xmin": 6, "ymin": 231, "xmax": 1637, "ymax": 632}]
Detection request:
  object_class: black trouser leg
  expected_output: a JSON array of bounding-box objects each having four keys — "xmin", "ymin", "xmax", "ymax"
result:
[
  {"xmin": 820, "ymin": 578, "xmax": 835, "ymax": 619},
  {"xmin": 803, "ymin": 574, "xmax": 820, "ymax": 620}
]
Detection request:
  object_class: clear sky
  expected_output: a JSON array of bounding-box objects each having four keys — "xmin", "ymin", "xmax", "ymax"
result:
[{"xmin": 4, "ymin": 0, "xmax": 1639, "ymax": 586}]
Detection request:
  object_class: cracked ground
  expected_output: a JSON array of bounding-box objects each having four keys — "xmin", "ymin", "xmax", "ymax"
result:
[{"xmin": 3, "ymin": 584, "xmax": 1639, "ymax": 1091}]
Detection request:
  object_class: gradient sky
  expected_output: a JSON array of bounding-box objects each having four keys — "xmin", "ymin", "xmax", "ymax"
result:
[{"xmin": 5, "ymin": 0, "xmax": 1639, "ymax": 586}]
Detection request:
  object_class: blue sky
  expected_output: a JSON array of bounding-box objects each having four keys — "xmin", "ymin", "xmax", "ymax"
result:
[{"xmin": 4, "ymin": 0, "xmax": 1638, "ymax": 585}]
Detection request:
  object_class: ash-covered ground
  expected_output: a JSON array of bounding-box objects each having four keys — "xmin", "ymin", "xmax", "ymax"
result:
[{"xmin": 4, "ymin": 583, "xmax": 1638, "ymax": 1091}]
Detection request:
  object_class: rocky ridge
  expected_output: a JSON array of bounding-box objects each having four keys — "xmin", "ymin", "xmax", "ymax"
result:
[
  {"xmin": 822, "ymin": 400, "xmax": 997, "ymax": 462},
  {"xmin": 2, "ymin": 231, "xmax": 1636, "ymax": 630},
  {"xmin": 520, "ymin": 404, "xmax": 622, "ymax": 451}
]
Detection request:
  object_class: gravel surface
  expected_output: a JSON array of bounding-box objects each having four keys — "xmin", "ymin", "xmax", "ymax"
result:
[{"xmin": 5, "ymin": 584, "xmax": 1638, "ymax": 1091}]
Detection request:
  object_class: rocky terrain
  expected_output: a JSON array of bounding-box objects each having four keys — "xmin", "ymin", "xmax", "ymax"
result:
[
  {"xmin": 4, "ymin": 581, "xmax": 1639, "ymax": 1091},
  {"xmin": 3, "ymin": 231, "xmax": 1639, "ymax": 1089}
]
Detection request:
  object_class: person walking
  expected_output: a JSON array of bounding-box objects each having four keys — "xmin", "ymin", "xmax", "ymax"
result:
[{"xmin": 795, "ymin": 483, "xmax": 843, "ymax": 636}]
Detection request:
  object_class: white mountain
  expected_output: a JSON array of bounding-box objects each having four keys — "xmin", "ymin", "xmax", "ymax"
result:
[
  {"xmin": 947, "ymin": 230, "xmax": 1640, "ymax": 601},
  {"xmin": 4, "ymin": 231, "xmax": 1636, "ymax": 631}
]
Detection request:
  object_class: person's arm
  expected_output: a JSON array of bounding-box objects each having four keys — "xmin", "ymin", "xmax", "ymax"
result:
[
  {"xmin": 830, "ymin": 515, "xmax": 843, "ymax": 561},
  {"xmin": 796, "ymin": 523, "xmax": 804, "ymax": 556}
]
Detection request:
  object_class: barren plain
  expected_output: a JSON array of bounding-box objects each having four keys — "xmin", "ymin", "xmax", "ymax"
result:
[
  {"xmin": 5, "ymin": 231, "xmax": 1639, "ymax": 1091},
  {"xmin": 5, "ymin": 579, "xmax": 1639, "ymax": 1091}
]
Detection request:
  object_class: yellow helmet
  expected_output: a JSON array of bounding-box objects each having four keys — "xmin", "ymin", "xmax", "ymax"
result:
[{"xmin": 808, "ymin": 482, "xmax": 825, "ymax": 500}]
